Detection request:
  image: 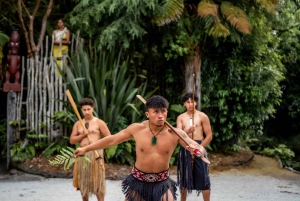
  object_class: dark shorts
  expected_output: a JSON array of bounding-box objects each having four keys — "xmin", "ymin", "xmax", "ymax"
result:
[
  {"xmin": 177, "ymin": 140, "xmax": 210, "ymax": 195},
  {"xmin": 122, "ymin": 166, "xmax": 177, "ymax": 201}
]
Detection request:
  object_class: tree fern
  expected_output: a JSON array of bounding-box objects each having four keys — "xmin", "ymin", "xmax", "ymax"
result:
[
  {"xmin": 256, "ymin": 0, "xmax": 279, "ymax": 14},
  {"xmin": 221, "ymin": 2, "xmax": 252, "ymax": 34},
  {"xmin": 154, "ymin": 0, "xmax": 184, "ymax": 26},
  {"xmin": 197, "ymin": 1, "xmax": 220, "ymax": 22},
  {"xmin": 49, "ymin": 147, "xmax": 91, "ymax": 170}
]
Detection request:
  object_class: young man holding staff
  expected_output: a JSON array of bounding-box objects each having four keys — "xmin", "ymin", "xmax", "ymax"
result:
[
  {"xmin": 75, "ymin": 95, "xmax": 209, "ymax": 201},
  {"xmin": 177, "ymin": 93, "xmax": 213, "ymax": 201},
  {"xmin": 70, "ymin": 98, "xmax": 111, "ymax": 201}
]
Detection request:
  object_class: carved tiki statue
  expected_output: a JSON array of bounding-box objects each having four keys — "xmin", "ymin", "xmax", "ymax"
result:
[{"xmin": 3, "ymin": 30, "xmax": 21, "ymax": 92}]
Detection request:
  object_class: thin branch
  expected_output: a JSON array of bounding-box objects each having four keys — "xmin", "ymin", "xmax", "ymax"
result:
[
  {"xmin": 275, "ymin": 23, "xmax": 300, "ymax": 37},
  {"xmin": 21, "ymin": 1, "xmax": 31, "ymax": 17},
  {"xmin": 28, "ymin": 0, "xmax": 41, "ymax": 52},
  {"xmin": 17, "ymin": 0, "xmax": 33, "ymax": 57},
  {"xmin": 32, "ymin": 0, "xmax": 41, "ymax": 17},
  {"xmin": 37, "ymin": 0, "xmax": 53, "ymax": 51}
]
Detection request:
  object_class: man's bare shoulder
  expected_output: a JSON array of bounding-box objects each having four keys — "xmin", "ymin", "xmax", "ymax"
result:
[
  {"xmin": 198, "ymin": 111, "xmax": 209, "ymax": 118},
  {"xmin": 95, "ymin": 118, "xmax": 106, "ymax": 124},
  {"xmin": 74, "ymin": 121, "xmax": 81, "ymax": 126},
  {"xmin": 177, "ymin": 112, "xmax": 188, "ymax": 119},
  {"xmin": 127, "ymin": 120, "xmax": 148, "ymax": 129}
]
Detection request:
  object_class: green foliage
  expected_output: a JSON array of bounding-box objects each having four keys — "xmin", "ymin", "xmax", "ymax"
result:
[
  {"xmin": 68, "ymin": 0, "xmax": 156, "ymax": 49},
  {"xmin": 42, "ymin": 136, "xmax": 70, "ymax": 158},
  {"xmin": 51, "ymin": 110, "xmax": 77, "ymax": 129},
  {"xmin": 201, "ymin": 8, "xmax": 284, "ymax": 151},
  {"xmin": 104, "ymin": 116, "xmax": 136, "ymax": 165},
  {"xmin": 59, "ymin": 45, "xmax": 156, "ymax": 165},
  {"xmin": 154, "ymin": 0, "xmax": 183, "ymax": 26},
  {"xmin": 10, "ymin": 140, "xmax": 36, "ymax": 163},
  {"xmin": 105, "ymin": 140, "xmax": 136, "ymax": 166},
  {"xmin": 60, "ymin": 46, "xmax": 149, "ymax": 134},
  {"xmin": 264, "ymin": 0, "xmax": 300, "ymax": 145},
  {"xmin": 167, "ymin": 103, "xmax": 185, "ymax": 126},
  {"xmin": 0, "ymin": 31, "xmax": 9, "ymax": 47},
  {"xmin": 9, "ymin": 120, "xmax": 70, "ymax": 161},
  {"xmin": 49, "ymin": 147, "xmax": 91, "ymax": 169},
  {"xmin": 164, "ymin": 32, "xmax": 191, "ymax": 60},
  {"xmin": 258, "ymin": 144, "xmax": 294, "ymax": 162},
  {"xmin": 0, "ymin": 119, "xmax": 7, "ymax": 158},
  {"xmin": 241, "ymin": 136, "xmax": 295, "ymax": 167}
]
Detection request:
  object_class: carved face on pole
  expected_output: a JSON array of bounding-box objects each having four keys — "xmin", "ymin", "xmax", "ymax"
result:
[{"xmin": 9, "ymin": 30, "xmax": 20, "ymax": 55}]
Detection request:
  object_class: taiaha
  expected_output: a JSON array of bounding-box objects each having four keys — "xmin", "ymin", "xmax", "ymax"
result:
[
  {"xmin": 136, "ymin": 95, "xmax": 210, "ymax": 164},
  {"xmin": 191, "ymin": 73, "xmax": 196, "ymax": 170}
]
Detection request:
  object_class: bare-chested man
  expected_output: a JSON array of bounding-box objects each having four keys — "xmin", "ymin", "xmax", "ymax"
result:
[
  {"xmin": 75, "ymin": 95, "xmax": 207, "ymax": 201},
  {"xmin": 70, "ymin": 98, "xmax": 111, "ymax": 201},
  {"xmin": 177, "ymin": 93, "xmax": 213, "ymax": 201}
]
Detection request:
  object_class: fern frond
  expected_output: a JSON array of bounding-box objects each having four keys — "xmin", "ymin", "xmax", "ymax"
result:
[
  {"xmin": 255, "ymin": 0, "xmax": 279, "ymax": 14},
  {"xmin": 220, "ymin": 2, "xmax": 252, "ymax": 34},
  {"xmin": 155, "ymin": 0, "xmax": 184, "ymax": 26},
  {"xmin": 48, "ymin": 147, "xmax": 91, "ymax": 170},
  {"xmin": 197, "ymin": 1, "xmax": 220, "ymax": 23},
  {"xmin": 209, "ymin": 23, "xmax": 230, "ymax": 38}
]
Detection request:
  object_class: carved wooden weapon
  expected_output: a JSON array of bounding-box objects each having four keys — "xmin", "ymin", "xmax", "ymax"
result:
[{"xmin": 136, "ymin": 95, "xmax": 210, "ymax": 164}]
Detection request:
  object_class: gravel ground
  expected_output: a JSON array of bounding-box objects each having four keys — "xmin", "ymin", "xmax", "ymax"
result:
[{"xmin": 1, "ymin": 155, "xmax": 299, "ymax": 201}]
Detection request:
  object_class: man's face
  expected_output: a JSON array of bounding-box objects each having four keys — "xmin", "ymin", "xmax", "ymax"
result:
[
  {"xmin": 183, "ymin": 98, "xmax": 196, "ymax": 111},
  {"xmin": 146, "ymin": 108, "xmax": 168, "ymax": 127},
  {"xmin": 81, "ymin": 105, "xmax": 94, "ymax": 119}
]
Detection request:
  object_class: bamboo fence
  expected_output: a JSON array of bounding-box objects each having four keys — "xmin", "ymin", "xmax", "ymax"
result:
[{"xmin": 11, "ymin": 33, "xmax": 84, "ymax": 143}]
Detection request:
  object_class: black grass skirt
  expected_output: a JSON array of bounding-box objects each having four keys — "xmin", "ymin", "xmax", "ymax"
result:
[
  {"xmin": 177, "ymin": 140, "xmax": 210, "ymax": 196},
  {"xmin": 122, "ymin": 174, "xmax": 177, "ymax": 201}
]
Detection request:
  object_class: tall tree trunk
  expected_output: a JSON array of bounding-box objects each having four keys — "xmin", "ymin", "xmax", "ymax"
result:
[{"xmin": 185, "ymin": 48, "xmax": 201, "ymax": 109}]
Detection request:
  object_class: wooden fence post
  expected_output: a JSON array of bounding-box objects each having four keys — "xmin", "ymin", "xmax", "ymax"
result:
[{"xmin": 6, "ymin": 91, "xmax": 17, "ymax": 169}]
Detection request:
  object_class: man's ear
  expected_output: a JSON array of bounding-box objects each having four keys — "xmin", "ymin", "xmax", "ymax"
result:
[{"xmin": 145, "ymin": 112, "xmax": 149, "ymax": 118}]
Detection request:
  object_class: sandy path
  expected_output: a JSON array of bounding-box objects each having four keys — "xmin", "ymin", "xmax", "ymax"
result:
[{"xmin": 0, "ymin": 155, "xmax": 299, "ymax": 201}]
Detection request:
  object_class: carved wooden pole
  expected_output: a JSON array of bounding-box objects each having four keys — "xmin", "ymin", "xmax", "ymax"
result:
[{"xmin": 6, "ymin": 92, "xmax": 17, "ymax": 169}]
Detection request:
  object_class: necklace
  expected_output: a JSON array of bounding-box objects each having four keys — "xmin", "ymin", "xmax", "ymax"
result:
[{"xmin": 149, "ymin": 122, "xmax": 165, "ymax": 145}]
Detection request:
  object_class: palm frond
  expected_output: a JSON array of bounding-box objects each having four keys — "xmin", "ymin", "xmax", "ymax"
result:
[
  {"xmin": 49, "ymin": 147, "xmax": 91, "ymax": 169},
  {"xmin": 155, "ymin": 0, "xmax": 184, "ymax": 26},
  {"xmin": 221, "ymin": 2, "xmax": 252, "ymax": 34},
  {"xmin": 197, "ymin": 1, "xmax": 220, "ymax": 23}
]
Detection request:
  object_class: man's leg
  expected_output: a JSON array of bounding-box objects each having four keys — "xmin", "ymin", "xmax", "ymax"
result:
[
  {"xmin": 96, "ymin": 194, "xmax": 104, "ymax": 201},
  {"xmin": 202, "ymin": 190, "xmax": 210, "ymax": 201},
  {"xmin": 180, "ymin": 188, "xmax": 188, "ymax": 201},
  {"xmin": 162, "ymin": 189, "xmax": 175, "ymax": 201}
]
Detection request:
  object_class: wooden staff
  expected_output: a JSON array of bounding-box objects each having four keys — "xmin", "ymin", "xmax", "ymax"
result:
[
  {"xmin": 136, "ymin": 95, "xmax": 210, "ymax": 164},
  {"xmin": 191, "ymin": 73, "xmax": 196, "ymax": 169},
  {"xmin": 66, "ymin": 90, "xmax": 105, "ymax": 170}
]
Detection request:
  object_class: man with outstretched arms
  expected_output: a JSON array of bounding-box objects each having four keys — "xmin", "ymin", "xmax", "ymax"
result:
[
  {"xmin": 177, "ymin": 93, "xmax": 213, "ymax": 201},
  {"xmin": 75, "ymin": 95, "xmax": 208, "ymax": 201},
  {"xmin": 70, "ymin": 98, "xmax": 111, "ymax": 201}
]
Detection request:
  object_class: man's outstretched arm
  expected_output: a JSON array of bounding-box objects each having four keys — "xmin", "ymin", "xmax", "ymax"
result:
[{"xmin": 75, "ymin": 128, "xmax": 132, "ymax": 156}]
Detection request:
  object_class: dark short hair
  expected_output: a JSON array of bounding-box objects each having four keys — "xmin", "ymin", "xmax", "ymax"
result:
[
  {"xmin": 79, "ymin": 98, "xmax": 94, "ymax": 108},
  {"xmin": 146, "ymin": 95, "xmax": 169, "ymax": 110},
  {"xmin": 181, "ymin": 92, "xmax": 199, "ymax": 103}
]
